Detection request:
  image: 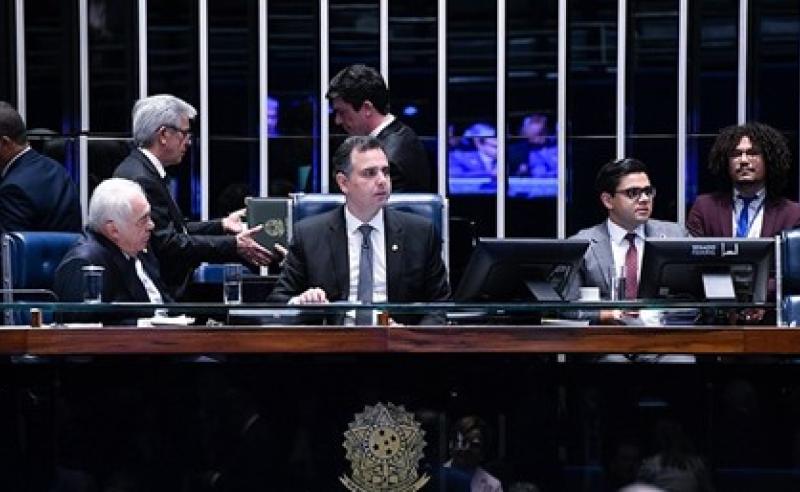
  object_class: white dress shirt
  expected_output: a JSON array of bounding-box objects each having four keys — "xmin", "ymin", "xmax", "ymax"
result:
[
  {"xmin": 124, "ymin": 253, "xmax": 164, "ymax": 305},
  {"xmin": 139, "ymin": 147, "xmax": 167, "ymax": 179},
  {"xmin": 1, "ymin": 146, "xmax": 30, "ymax": 178},
  {"xmin": 369, "ymin": 113, "xmax": 395, "ymax": 137}
]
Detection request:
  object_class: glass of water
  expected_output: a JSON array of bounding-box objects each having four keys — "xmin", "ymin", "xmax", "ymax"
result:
[
  {"xmin": 81, "ymin": 265, "xmax": 104, "ymax": 304},
  {"xmin": 223, "ymin": 263, "xmax": 243, "ymax": 305}
]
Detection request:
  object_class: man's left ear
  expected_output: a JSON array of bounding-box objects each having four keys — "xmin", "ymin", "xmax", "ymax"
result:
[{"xmin": 361, "ymin": 100, "xmax": 375, "ymax": 116}]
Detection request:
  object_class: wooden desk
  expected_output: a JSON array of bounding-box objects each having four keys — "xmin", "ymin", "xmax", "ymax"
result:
[{"xmin": 0, "ymin": 326, "xmax": 798, "ymax": 355}]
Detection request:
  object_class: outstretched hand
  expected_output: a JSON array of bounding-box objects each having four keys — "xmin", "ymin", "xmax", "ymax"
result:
[
  {"xmin": 235, "ymin": 224, "xmax": 273, "ymax": 266},
  {"xmin": 222, "ymin": 208, "xmax": 247, "ymax": 234}
]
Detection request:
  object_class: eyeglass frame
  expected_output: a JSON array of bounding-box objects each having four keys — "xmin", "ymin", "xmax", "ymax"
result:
[
  {"xmin": 612, "ymin": 185, "xmax": 657, "ymax": 201},
  {"xmin": 728, "ymin": 148, "xmax": 762, "ymax": 160},
  {"xmin": 161, "ymin": 125, "xmax": 193, "ymax": 140}
]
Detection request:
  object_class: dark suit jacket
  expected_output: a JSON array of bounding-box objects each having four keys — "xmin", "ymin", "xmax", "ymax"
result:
[
  {"xmin": 269, "ymin": 206, "xmax": 451, "ymax": 324},
  {"xmin": 0, "ymin": 148, "xmax": 82, "ymax": 235},
  {"xmin": 53, "ymin": 230, "xmax": 172, "ymax": 323},
  {"xmin": 687, "ymin": 192, "xmax": 800, "ymax": 237},
  {"xmin": 376, "ymin": 118, "xmax": 432, "ymax": 192},
  {"xmin": 113, "ymin": 149, "xmax": 238, "ymax": 298}
]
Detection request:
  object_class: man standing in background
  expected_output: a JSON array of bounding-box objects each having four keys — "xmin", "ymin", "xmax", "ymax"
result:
[{"xmin": 327, "ymin": 64, "xmax": 432, "ymax": 192}]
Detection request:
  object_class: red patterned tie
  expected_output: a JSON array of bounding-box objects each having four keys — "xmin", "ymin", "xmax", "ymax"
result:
[{"xmin": 624, "ymin": 233, "xmax": 638, "ymax": 299}]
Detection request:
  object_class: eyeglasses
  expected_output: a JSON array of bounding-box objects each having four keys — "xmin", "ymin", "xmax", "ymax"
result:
[
  {"xmin": 614, "ymin": 186, "xmax": 656, "ymax": 200},
  {"xmin": 163, "ymin": 125, "xmax": 192, "ymax": 140},
  {"xmin": 728, "ymin": 149, "xmax": 761, "ymax": 160}
]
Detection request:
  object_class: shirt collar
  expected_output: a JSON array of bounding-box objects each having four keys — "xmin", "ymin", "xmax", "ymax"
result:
[
  {"xmin": 606, "ymin": 218, "xmax": 645, "ymax": 245},
  {"xmin": 139, "ymin": 147, "xmax": 167, "ymax": 179},
  {"xmin": 1, "ymin": 146, "xmax": 31, "ymax": 178},
  {"xmin": 733, "ymin": 187, "xmax": 766, "ymax": 204},
  {"xmin": 344, "ymin": 205, "xmax": 385, "ymax": 237},
  {"xmin": 369, "ymin": 113, "xmax": 395, "ymax": 137}
]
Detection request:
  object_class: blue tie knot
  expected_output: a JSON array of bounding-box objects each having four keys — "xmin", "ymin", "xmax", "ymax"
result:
[{"xmin": 736, "ymin": 195, "xmax": 757, "ymax": 238}]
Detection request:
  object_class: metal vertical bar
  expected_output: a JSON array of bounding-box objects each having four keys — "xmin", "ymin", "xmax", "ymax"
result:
[
  {"xmin": 380, "ymin": 0, "xmax": 388, "ymax": 82},
  {"xmin": 138, "ymin": 0, "xmax": 147, "ymax": 98},
  {"xmin": 437, "ymin": 0, "xmax": 447, "ymax": 198},
  {"xmin": 677, "ymin": 0, "xmax": 688, "ymax": 226},
  {"xmin": 259, "ymin": 0, "xmax": 269, "ymax": 197},
  {"xmin": 616, "ymin": 0, "xmax": 627, "ymax": 159},
  {"xmin": 776, "ymin": 234, "xmax": 784, "ymax": 326},
  {"xmin": 737, "ymin": 0, "xmax": 747, "ymax": 123},
  {"xmin": 14, "ymin": 0, "xmax": 25, "ymax": 118},
  {"xmin": 320, "ymin": 0, "xmax": 330, "ymax": 193},
  {"xmin": 199, "ymin": 0, "xmax": 209, "ymax": 220},
  {"xmin": 496, "ymin": 0, "xmax": 506, "ymax": 238},
  {"xmin": 557, "ymin": 0, "xmax": 567, "ymax": 238},
  {"xmin": 79, "ymin": 0, "xmax": 89, "ymax": 223}
]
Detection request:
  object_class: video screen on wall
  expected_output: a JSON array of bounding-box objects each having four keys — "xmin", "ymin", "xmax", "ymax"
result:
[{"xmin": 447, "ymin": 115, "xmax": 558, "ymax": 197}]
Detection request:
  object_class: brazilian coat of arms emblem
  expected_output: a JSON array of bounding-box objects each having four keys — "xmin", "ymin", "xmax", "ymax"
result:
[{"xmin": 340, "ymin": 402, "xmax": 429, "ymax": 491}]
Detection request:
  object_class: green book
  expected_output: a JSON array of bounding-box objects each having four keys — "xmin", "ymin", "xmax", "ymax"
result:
[{"xmin": 245, "ymin": 197, "xmax": 292, "ymax": 251}]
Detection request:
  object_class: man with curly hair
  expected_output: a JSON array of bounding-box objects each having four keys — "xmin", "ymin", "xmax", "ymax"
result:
[{"xmin": 687, "ymin": 122, "xmax": 800, "ymax": 237}]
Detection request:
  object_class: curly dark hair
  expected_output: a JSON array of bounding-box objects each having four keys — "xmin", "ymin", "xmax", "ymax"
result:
[{"xmin": 707, "ymin": 122, "xmax": 791, "ymax": 199}]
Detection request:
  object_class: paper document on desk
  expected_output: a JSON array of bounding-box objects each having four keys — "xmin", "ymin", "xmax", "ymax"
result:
[
  {"xmin": 137, "ymin": 315, "xmax": 195, "ymax": 327},
  {"xmin": 635, "ymin": 309, "xmax": 700, "ymax": 326}
]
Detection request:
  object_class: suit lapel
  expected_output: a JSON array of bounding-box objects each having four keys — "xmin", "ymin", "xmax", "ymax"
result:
[
  {"xmin": 385, "ymin": 209, "xmax": 404, "ymax": 301},
  {"xmin": 134, "ymin": 150, "xmax": 188, "ymax": 233},
  {"xmin": 719, "ymin": 197, "xmax": 733, "ymax": 237},
  {"xmin": 761, "ymin": 202, "xmax": 777, "ymax": 237},
  {"xmin": 140, "ymin": 250, "xmax": 171, "ymax": 302},
  {"xmin": 328, "ymin": 209, "xmax": 350, "ymax": 300},
  {"xmin": 589, "ymin": 224, "xmax": 613, "ymax": 292},
  {"xmin": 101, "ymin": 238, "xmax": 147, "ymax": 301}
]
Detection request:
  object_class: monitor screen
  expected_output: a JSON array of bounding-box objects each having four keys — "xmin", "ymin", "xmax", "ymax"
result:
[
  {"xmin": 454, "ymin": 238, "xmax": 590, "ymax": 302},
  {"xmin": 639, "ymin": 238, "xmax": 775, "ymax": 302}
]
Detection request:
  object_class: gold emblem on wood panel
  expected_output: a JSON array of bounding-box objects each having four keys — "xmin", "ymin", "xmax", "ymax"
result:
[{"xmin": 340, "ymin": 402, "xmax": 429, "ymax": 492}]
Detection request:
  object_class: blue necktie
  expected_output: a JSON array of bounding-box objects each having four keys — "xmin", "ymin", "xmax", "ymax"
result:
[
  {"xmin": 736, "ymin": 196, "xmax": 755, "ymax": 238},
  {"xmin": 356, "ymin": 224, "xmax": 373, "ymax": 325}
]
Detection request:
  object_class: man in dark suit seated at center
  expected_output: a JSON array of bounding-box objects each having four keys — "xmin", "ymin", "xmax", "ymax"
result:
[
  {"xmin": 54, "ymin": 178, "xmax": 171, "ymax": 322},
  {"xmin": 268, "ymin": 136, "xmax": 451, "ymax": 325}
]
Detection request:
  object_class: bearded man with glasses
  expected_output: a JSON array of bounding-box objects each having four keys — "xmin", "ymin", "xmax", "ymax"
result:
[{"xmin": 687, "ymin": 122, "xmax": 800, "ymax": 239}]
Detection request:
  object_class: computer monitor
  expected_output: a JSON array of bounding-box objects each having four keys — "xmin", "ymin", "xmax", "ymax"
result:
[
  {"xmin": 454, "ymin": 238, "xmax": 590, "ymax": 302},
  {"xmin": 638, "ymin": 238, "xmax": 775, "ymax": 302}
]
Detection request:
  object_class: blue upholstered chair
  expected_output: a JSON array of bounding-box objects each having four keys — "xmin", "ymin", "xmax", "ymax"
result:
[
  {"xmin": 291, "ymin": 193, "xmax": 449, "ymax": 266},
  {"xmin": 780, "ymin": 228, "xmax": 800, "ymax": 324},
  {"xmin": 2, "ymin": 231, "xmax": 82, "ymax": 325}
]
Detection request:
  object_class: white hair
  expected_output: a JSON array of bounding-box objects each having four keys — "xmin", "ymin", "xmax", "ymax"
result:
[
  {"xmin": 131, "ymin": 94, "xmax": 197, "ymax": 147},
  {"xmin": 87, "ymin": 178, "xmax": 146, "ymax": 232}
]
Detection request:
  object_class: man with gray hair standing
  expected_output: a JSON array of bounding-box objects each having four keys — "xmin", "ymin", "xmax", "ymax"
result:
[
  {"xmin": 54, "ymin": 178, "xmax": 170, "ymax": 306},
  {"xmin": 113, "ymin": 94, "xmax": 273, "ymax": 299}
]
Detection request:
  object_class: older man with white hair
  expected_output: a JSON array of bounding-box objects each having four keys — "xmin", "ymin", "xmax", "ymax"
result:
[
  {"xmin": 113, "ymin": 94, "xmax": 274, "ymax": 299},
  {"xmin": 54, "ymin": 178, "xmax": 170, "ymax": 306}
]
